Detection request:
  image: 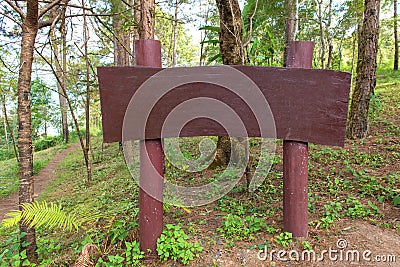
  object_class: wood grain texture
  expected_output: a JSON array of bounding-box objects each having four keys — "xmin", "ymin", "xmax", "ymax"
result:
[{"xmin": 98, "ymin": 66, "xmax": 351, "ymax": 146}]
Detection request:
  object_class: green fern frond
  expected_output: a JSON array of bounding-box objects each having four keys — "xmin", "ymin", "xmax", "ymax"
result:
[
  {"xmin": 1, "ymin": 201, "xmax": 95, "ymax": 232},
  {"xmin": 2, "ymin": 211, "xmax": 22, "ymax": 228}
]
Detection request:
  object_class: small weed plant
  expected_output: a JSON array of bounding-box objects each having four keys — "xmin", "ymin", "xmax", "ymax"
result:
[{"xmin": 156, "ymin": 224, "xmax": 202, "ymax": 265}]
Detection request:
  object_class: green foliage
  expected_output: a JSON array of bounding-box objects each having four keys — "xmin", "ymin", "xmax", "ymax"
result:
[
  {"xmin": 394, "ymin": 196, "xmax": 400, "ymax": 206},
  {"xmin": 302, "ymin": 241, "xmax": 312, "ymax": 251},
  {"xmin": 344, "ymin": 197, "xmax": 380, "ymax": 219},
  {"xmin": 369, "ymin": 93, "xmax": 383, "ymax": 119},
  {"xmin": 0, "ymin": 231, "xmax": 61, "ymax": 267},
  {"xmin": 217, "ymin": 214, "xmax": 268, "ymax": 240},
  {"xmin": 96, "ymin": 254, "xmax": 122, "ymax": 267},
  {"xmin": 155, "ymin": 8, "xmax": 197, "ymax": 66},
  {"xmin": 33, "ymin": 136, "xmax": 62, "ymax": 152},
  {"xmin": 124, "ymin": 241, "xmax": 144, "ymax": 267},
  {"xmin": 156, "ymin": 224, "xmax": 202, "ymax": 265},
  {"xmin": 320, "ymin": 201, "xmax": 343, "ymax": 229},
  {"xmin": 0, "ymin": 148, "xmax": 16, "ymax": 161},
  {"xmin": 0, "ymin": 145, "xmax": 64, "ymax": 199},
  {"xmin": 1, "ymin": 201, "xmax": 95, "ymax": 231},
  {"xmin": 274, "ymin": 232, "xmax": 292, "ymax": 248},
  {"xmin": 30, "ymin": 78, "xmax": 57, "ymax": 139}
]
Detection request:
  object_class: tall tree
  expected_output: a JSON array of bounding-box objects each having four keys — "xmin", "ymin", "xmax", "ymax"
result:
[
  {"xmin": 395, "ymin": 0, "xmax": 399, "ymax": 70},
  {"xmin": 59, "ymin": 7, "xmax": 69, "ymax": 142},
  {"xmin": 138, "ymin": 0, "xmax": 155, "ymax": 39},
  {"xmin": 284, "ymin": 0, "xmax": 298, "ymax": 66},
  {"xmin": 316, "ymin": 0, "xmax": 325, "ymax": 68},
  {"xmin": 347, "ymin": 0, "xmax": 381, "ymax": 139},
  {"xmin": 326, "ymin": 0, "xmax": 334, "ymax": 69},
  {"xmin": 49, "ymin": 3, "xmax": 69, "ymax": 142},
  {"xmin": 214, "ymin": 0, "xmax": 244, "ymax": 167},
  {"xmin": 1, "ymin": 93, "xmax": 19, "ymax": 161},
  {"xmin": 216, "ymin": 0, "xmax": 244, "ymax": 65},
  {"xmin": 82, "ymin": 0, "xmax": 92, "ymax": 182},
  {"xmin": 15, "ymin": 0, "xmax": 39, "ymax": 262},
  {"xmin": 111, "ymin": 0, "xmax": 133, "ymax": 65},
  {"xmin": 4, "ymin": 0, "xmax": 63, "ymax": 262}
]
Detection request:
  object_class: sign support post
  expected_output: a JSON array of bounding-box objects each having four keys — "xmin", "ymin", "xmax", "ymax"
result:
[{"xmin": 283, "ymin": 41, "xmax": 314, "ymax": 238}]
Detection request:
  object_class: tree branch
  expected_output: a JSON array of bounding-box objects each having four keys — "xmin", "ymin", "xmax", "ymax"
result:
[
  {"xmin": 39, "ymin": 0, "xmax": 63, "ymax": 18},
  {"xmin": 243, "ymin": 0, "xmax": 259, "ymax": 47},
  {"xmin": 4, "ymin": 0, "xmax": 25, "ymax": 20}
]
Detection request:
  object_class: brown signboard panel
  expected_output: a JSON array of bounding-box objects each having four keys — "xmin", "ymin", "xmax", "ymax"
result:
[{"xmin": 97, "ymin": 66, "xmax": 351, "ymax": 147}]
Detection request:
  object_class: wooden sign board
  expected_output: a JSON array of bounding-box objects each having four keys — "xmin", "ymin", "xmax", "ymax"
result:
[{"xmin": 98, "ymin": 66, "xmax": 351, "ymax": 147}]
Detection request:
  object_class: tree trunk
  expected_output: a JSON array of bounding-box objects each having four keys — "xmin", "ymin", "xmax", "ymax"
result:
[
  {"xmin": 112, "ymin": 0, "xmax": 132, "ymax": 66},
  {"xmin": 199, "ymin": 5, "xmax": 211, "ymax": 66},
  {"xmin": 395, "ymin": 0, "xmax": 398, "ymax": 70},
  {"xmin": 52, "ymin": 26, "xmax": 69, "ymax": 143},
  {"xmin": 134, "ymin": 0, "xmax": 140, "ymax": 41},
  {"xmin": 317, "ymin": 0, "xmax": 325, "ymax": 69},
  {"xmin": 83, "ymin": 0, "xmax": 92, "ymax": 182},
  {"xmin": 347, "ymin": 0, "xmax": 380, "ymax": 139},
  {"xmin": 216, "ymin": 0, "xmax": 244, "ymax": 65},
  {"xmin": 2, "ymin": 95, "xmax": 19, "ymax": 161},
  {"xmin": 138, "ymin": 0, "xmax": 155, "ymax": 39},
  {"xmin": 326, "ymin": 0, "xmax": 333, "ymax": 69},
  {"xmin": 284, "ymin": 0, "xmax": 298, "ymax": 66},
  {"xmin": 60, "ymin": 10, "xmax": 69, "ymax": 142},
  {"xmin": 17, "ymin": 0, "xmax": 39, "ymax": 263},
  {"xmin": 172, "ymin": 0, "xmax": 179, "ymax": 66},
  {"xmin": 214, "ymin": 0, "xmax": 245, "ymax": 168},
  {"xmin": 2, "ymin": 107, "xmax": 8, "ymax": 150}
]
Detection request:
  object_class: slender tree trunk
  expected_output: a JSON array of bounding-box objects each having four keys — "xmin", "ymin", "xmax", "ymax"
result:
[
  {"xmin": 2, "ymin": 95, "xmax": 19, "ymax": 161},
  {"xmin": 395, "ymin": 0, "xmax": 398, "ymax": 70},
  {"xmin": 284, "ymin": 0, "xmax": 298, "ymax": 66},
  {"xmin": 2, "ymin": 105, "xmax": 8, "ymax": 150},
  {"xmin": 317, "ymin": 0, "xmax": 325, "ymax": 68},
  {"xmin": 82, "ymin": 0, "xmax": 92, "ymax": 182},
  {"xmin": 347, "ymin": 0, "xmax": 381, "ymax": 139},
  {"xmin": 199, "ymin": 4, "xmax": 210, "ymax": 66},
  {"xmin": 214, "ymin": 0, "xmax": 245, "ymax": 167},
  {"xmin": 138, "ymin": 0, "xmax": 155, "ymax": 39},
  {"xmin": 52, "ymin": 28, "xmax": 69, "ymax": 143},
  {"xmin": 60, "ymin": 10, "xmax": 69, "ymax": 142},
  {"xmin": 326, "ymin": 0, "xmax": 333, "ymax": 69},
  {"xmin": 172, "ymin": 0, "xmax": 179, "ymax": 66},
  {"xmin": 134, "ymin": 0, "xmax": 140, "ymax": 42},
  {"xmin": 113, "ymin": 0, "xmax": 133, "ymax": 65},
  {"xmin": 17, "ymin": 0, "xmax": 39, "ymax": 263},
  {"xmin": 338, "ymin": 38, "xmax": 343, "ymax": 71}
]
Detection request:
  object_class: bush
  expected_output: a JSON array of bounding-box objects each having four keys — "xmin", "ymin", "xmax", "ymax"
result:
[
  {"xmin": 0, "ymin": 148, "xmax": 16, "ymax": 161},
  {"xmin": 34, "ymin": 136, "xmax": 62, "ymax": 152},
  {"xmin": 156, "ymin": 224, "xmax": 202, "ymax": 265}
]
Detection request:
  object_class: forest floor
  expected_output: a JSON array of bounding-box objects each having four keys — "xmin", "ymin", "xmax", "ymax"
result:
[
  {"xmin": 0, "ymin": 143, "xmax": 80, "ymax": 221},
  {"xmin": 0, "ymin": 69, "xmax": 399, "ymax": 266}
]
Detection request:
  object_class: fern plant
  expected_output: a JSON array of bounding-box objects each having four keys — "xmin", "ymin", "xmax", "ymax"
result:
[{"xmin": 1, "ymin": 200, "xmax": 95, "ymax": 231}]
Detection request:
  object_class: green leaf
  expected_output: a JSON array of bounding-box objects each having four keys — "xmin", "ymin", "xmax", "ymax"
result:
[
  {"xmin": 394, "ymin": 195, "xmax": 400, "ymax": 206},
  {"xmin": 199, "ymin": 25, "xmax": 220, "ymax": 32}
]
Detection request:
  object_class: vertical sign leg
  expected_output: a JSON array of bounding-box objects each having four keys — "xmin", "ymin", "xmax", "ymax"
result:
[
  {"xmin": 135, "ymin": 40, "xmax": 163, "ymax": 255},
  {"xmin": 283, "ymin": 41, "xmax": 314, "ymax": 238},
  {"xmin": 139, "ymin": 140, "xmax": 164, "ymax": 255},
  {"xmin": 283, "ymin": 141, "xmax": 309, "ymax": 237}
]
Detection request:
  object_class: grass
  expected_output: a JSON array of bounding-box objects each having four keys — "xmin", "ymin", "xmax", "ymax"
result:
[
  {"xmin": 0, "ymin": 144, "xmax": 68, "ymax": 199},
  {"xmin": 0, "ymin": 69, "xmax": 399, "ymax": 266}
]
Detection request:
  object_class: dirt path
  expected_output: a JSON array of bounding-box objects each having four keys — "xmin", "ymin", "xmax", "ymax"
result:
[{"xmin": 0, "ymin": 143, "xmax": 80, "ymax": 221}]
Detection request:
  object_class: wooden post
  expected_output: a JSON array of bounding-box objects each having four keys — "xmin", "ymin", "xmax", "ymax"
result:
[
  {"xmin": 135, "ymin": 40, "xmax": 164, "ymax": 256},
  {"xmin": 283, "ymin": 41, "xmax": 314, "ymax": 238}
]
